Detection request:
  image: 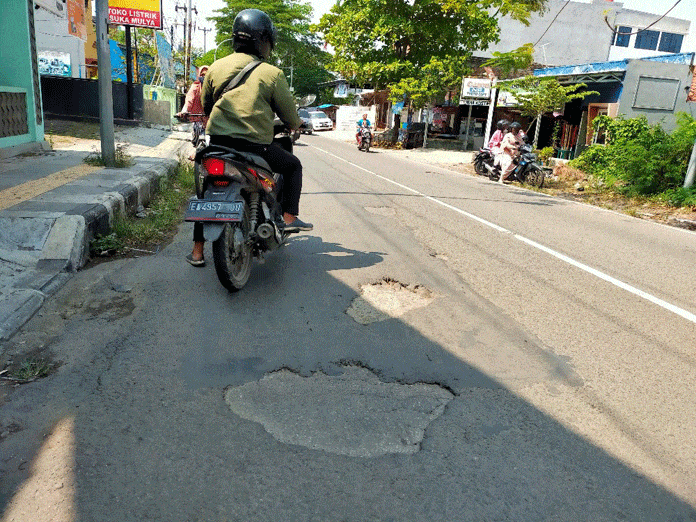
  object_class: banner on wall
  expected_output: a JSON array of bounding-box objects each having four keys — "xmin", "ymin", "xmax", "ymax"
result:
[
  {"xmin": 155, "ymin": 32, "xmax": 176, "ymax": 89},
  {"xmin": 38, "ymin": 51, "xmax": 72, "ymax": 77},
  {"xmin": 108, "ymin": 0, "xmax": 163, "ymax": 29},
  {"xmin": 66, "ymin": 0, "xmax": 87, "ymax": 40},
  {"xmin": 688, "ymin": 69, "xmax": 696, "ymax": 103}
]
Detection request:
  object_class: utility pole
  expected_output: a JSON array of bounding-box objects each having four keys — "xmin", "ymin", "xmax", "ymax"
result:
[
  {"xmin": 95, "ymin": 0, "xmax": 115, "ymax": 166},
  {"xmin": 185, "ymin": 2, "xmax": 198, "ymax": 91},
  {"xmin": 200, "ymin": 27, "xmax": 212, "ymax": 53},
  {"xmin": 685, "ymin": 138, "xmax": 696, "ymax": 188}
]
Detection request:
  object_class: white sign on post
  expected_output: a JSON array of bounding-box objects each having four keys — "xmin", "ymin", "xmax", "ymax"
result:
[{"xmin": 460, "ymin": 78, "xmax": 492, "ymax": 100}]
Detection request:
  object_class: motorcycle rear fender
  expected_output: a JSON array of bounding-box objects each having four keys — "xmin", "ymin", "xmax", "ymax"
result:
[
  {"xmin": 203, "ymin": 223, "xmax": 225, "ymax": 242},
  {"xmin": 203, "ymin": 182, "xmax": 245, "ymax": 203}
]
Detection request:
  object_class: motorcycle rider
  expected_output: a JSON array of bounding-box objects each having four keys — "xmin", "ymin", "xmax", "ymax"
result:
[
  {"xmin": 187, "ymin": 9, "xmax": 311, "ymax": 267},
  {"xmin": 176, "ymin": 65, "xmax": 208, "ymax": 124},
  {"xmin": 488, "ymin": 119, "xmax": 509, "ymax": 164},
  {"xmin": 498, "ymin": 121, "xmax": 523, "ymax": 183},
  {"xmin": 356, "ymin": 113, "xmax": 371, "ymax": 145}
]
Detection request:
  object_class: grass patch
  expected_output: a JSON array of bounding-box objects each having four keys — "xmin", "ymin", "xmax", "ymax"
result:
[
  {"xmin": 90, "ymin": 158, "xmax": 195, "ymax": 258},
  {"xmin": 47, "ymin": 120, "xmax": 101, "ymax": 140},
  {"xmin": 3, "ymin": 358, "xmax": 54, "ymax": 383},
  {"xmin": 84, "ymin": 143, "xmax": 134, "ymax": 168}
]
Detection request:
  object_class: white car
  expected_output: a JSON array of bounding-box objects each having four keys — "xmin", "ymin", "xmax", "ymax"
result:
[{"xmin": 308, "ymin": 111, "xmax": 333, "ymax": 131}]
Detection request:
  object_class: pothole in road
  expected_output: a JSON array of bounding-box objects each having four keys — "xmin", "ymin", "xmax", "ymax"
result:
[
  {"xmin": 364, "ymin": 206, "xmax": 396, "ymax": 217},
  {"xmin": 346, "ymin": 278, "xmax": 435, "ymax": 325},
  {"xmin": 223, "ymin": 366, "xmax": 453, "ymax": 457}
]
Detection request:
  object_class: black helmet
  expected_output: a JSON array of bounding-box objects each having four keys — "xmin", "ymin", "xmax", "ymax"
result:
[
  {"xmin": 496, "ymin": 119, "xmax": 509, "ymax": 130},
  {"xmin": 509, "ymin": 122, "xmax": 521, "ymax": 131},
  {"xmin": 233, "ymin": 9, "xmax": 277, "ymax": 59}
]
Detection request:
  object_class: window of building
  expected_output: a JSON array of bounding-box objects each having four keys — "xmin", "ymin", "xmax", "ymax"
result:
[
  {"xmin": 658, "ymin": 32, "xmax": 684, "ymax": 53},
  {"xmin": 613, "ymin": 26, "xmax": 631, "ymax": 47},
  {"xmin": 634, "ymin": 30, "xmax": 660, "ymax": 50}
]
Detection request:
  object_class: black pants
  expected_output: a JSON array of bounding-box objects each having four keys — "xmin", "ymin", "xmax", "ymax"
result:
[{"xmin": 193, "ymin": 136, "xmax": 303, "ymax": 242}]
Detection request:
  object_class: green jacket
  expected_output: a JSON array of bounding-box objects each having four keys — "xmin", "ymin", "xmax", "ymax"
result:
[{"xmin": 201, "ymin": 52, "xmax": 302, "ymax": 145}]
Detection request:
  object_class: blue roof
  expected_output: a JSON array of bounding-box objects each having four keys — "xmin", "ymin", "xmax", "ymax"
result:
[{"xmin": 534, "ymin": 52, "xmax": 695, "ymax": 78}]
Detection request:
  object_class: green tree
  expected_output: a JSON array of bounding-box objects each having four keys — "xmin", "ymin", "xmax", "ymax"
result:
[
  {"xmin": 315, "ymin": 0, "xmax": 547, "ymax": 108},
  {"xmin": 499, "ymin": 76, "xmax": 597, "ymax": 148},
  {"xmin": 206, "ymin": 0, "xmax": 333, "ymax": 97}
]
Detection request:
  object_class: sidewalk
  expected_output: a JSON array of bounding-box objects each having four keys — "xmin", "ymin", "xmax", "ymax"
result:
[{"xmin": 0, "ymin": 122, "xmax": 190, "ymax": 342}]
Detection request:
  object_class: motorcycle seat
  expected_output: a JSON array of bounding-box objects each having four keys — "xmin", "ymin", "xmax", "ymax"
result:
[
  {"xmin": 235, "ymin": 151, "xmax": 273, "ymax": 173},
  {"xmin": 196, "ymin": 144, "xmax": 273, "ymax": 173}
]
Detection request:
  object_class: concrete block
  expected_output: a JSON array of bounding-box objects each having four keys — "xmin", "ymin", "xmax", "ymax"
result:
[
  {"xmin": 37, "ymin": 214, "xmax": 86, "ymax": 272},
  {"xmin": 143, "ymin": 99, "xmax": 172, "ymax": 127}
]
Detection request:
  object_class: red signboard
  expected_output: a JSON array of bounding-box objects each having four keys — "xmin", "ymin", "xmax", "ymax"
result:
[{"xmin": 108, "ymin": 0, "xmax": 162, "ymax": 29}]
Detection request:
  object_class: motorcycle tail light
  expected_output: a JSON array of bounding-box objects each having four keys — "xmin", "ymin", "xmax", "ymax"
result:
[
  {"xmin": 247, "ymin": 167, "xmax": 276, "ymax": 193},
  {"xmin": 203, "ymin": 158, "xmax": 225, "ymax": 176}
]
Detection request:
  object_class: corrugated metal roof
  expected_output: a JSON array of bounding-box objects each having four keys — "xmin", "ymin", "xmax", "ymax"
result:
[{"xmin": 534, "ymin": 53, "xmax": 695, "ymax": 79}]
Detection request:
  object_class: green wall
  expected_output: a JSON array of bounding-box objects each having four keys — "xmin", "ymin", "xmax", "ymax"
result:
[
  {"xmin": 143, "ymin": 85, "xmax": 178, "ymax": 121},
  {"xmin": 0, "ymin": 0, "xmax": 45, "ymax": 149}
]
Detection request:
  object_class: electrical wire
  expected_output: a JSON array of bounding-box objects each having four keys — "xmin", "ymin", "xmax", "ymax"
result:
[
  {"xmin": 604, "ymin": 0, "xmax": 683, "ymax": 36},
  {"xmin": 534, "ymin": 0, "xmax": 571, "ymax": 46}
]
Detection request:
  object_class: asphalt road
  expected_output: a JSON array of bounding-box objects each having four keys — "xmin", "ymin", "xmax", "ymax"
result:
[{"xmin": 1, "ymin": 132, "xmax": 695, "ymax": 521}]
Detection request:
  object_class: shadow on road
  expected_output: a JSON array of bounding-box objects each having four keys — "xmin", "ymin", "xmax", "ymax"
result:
[{"xmin": 0, "ymin": 231, "xmax": 693, "ymax": 520}]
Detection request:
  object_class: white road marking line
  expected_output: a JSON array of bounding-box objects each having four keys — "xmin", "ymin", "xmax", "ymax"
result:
[{"xmin": 310, "ymin": 144, "xmax": 696, "ymax": 325}]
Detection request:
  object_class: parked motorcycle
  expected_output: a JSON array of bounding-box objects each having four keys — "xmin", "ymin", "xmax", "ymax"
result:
[
  {"xmin": 474, "ymin": 143, "xmax": 545, "ymax": 188},
  {"xmin": 357, "ymin": 124, "xmax": 372, "ymax": 152},
  {"xmin": 184, "ymin": 124, "xmax": 298, "ymax": 292}
]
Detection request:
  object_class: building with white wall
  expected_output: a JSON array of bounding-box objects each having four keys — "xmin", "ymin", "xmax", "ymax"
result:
[
  {"xmin": 608, "ymin": 7, "xmax": 690, "ymax": 61},
  {"xmin": 476, "ymin": 0, "xmax": 690, "ymax": 67},
  {"xmin": 34, "ymin": 0, "xmax": 89, "ymax": 79}
]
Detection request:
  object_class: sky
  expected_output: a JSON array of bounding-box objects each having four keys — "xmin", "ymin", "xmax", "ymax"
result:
[{"xmin": 163, "ymin": 0, "xmax": 696, "ymax": 54}]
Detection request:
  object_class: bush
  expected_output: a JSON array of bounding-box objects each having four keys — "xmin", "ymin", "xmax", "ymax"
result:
[
  {"xmin": 571, "ymin": 113, "xmax": 696, "ymax": 197},
  {"xmin": 659, "ymin": 187, "xmax": 696, "ymax": 208}
]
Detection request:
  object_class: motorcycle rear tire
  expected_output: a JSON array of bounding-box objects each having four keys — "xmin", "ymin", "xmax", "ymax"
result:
[
  {"xmin": 474, "ymin": 159, "xmax": 487, "ymax": 176},
  {"xmin": 212, "ymin": 204, "xmax": 252, "ymax": 292},
  {"xmin": 194, "ymin": 161, "xmax": 204, "ymax": 199},
  {"xmin": 524, "ymin": 166, "xmax": 545, "ymax": 188}
]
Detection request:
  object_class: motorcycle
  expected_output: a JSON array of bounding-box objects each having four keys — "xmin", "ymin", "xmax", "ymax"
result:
[
  {"xmin": 184, "ymin": 124, "xmax": 299, "ymax": 292},
  {"xmin": 357, "ymin": 124, "xmax": 372, "ymax": 152},
  {"xmin": 475, "ymin": 143, "xmax": 545, "ymax": 188},
  {"xmin": 473, "ymin": 146, "xmax": 495, "ymax": 176},
  {"xmin": 175, "ymin": 112, "xmax": 207, "ymax": 149}
]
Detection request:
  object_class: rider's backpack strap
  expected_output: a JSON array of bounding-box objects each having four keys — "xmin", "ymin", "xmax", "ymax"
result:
[{"xmin": 218, "ymin": 60, "xmax": 262, "ymax": 99}]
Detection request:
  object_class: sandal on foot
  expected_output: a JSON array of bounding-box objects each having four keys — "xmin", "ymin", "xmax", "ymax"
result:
[{"xmin": 186, "ymin": 254, "xmax": 205, "ymax": 267}]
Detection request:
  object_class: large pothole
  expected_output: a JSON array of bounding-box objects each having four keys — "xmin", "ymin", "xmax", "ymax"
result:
[
  {"xmin": 346, "ymin": 278, "xmax": 435, "ymax": 325},
  {"xmin": 223, "ymin": 366, "xmax": 453, "ymax": 457}
]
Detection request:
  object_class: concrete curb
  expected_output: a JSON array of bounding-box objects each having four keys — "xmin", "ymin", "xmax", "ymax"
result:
[{"xmin": 0, "ymin": 155, "xmax": 180, "ymax": 343}]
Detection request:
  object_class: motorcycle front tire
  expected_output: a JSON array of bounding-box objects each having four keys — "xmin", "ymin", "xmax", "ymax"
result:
[{"xmin": 212, "ymin": 203, "xmax": 252, "ymax": 292}]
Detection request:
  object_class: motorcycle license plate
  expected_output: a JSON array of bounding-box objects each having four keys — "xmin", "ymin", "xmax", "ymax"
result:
[{"xmin": 184, "ymin": 200, "xmax": 244, "ymax": 222}]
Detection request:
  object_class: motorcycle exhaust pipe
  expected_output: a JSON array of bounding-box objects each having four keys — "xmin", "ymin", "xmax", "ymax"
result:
[{"xmin": 257, "ymin": 223, "xmax": 274, "ymax": 239}]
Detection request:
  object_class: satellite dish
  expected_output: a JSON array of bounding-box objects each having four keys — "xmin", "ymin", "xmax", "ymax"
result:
[{"xmin": 298, "ymin": 94, "xmax": 317, "ymax": 107}]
